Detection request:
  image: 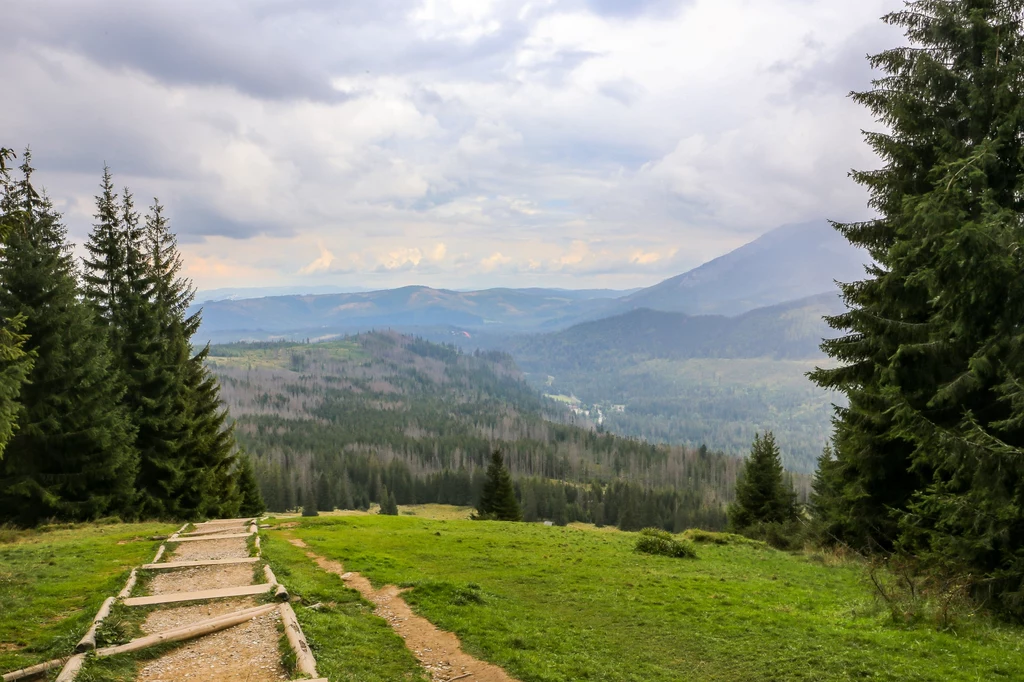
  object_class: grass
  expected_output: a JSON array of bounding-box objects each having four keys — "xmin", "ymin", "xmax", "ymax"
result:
[
  {"xmin": 0, "ymin": 520, "xmax": 175, "ymax": 674},
  {"xmin": 269, "ymin": 514, "xmax": 1024, "ymax": 682},
  {"xmin": 260, "ymin": 531, "xmax": 428, "ymax": 682}
]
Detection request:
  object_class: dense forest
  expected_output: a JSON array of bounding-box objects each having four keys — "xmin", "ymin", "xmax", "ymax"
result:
[
  {"xmin": 207, "ymin": 333, "xmax": 803, "ymax": 530},
  {"xmin": 502, "ymin": 294, "xmax": 845, "ymax": 472},
  {"xmin": 0, "ymin": 150, "xmax": 262, "ymax": 525}
]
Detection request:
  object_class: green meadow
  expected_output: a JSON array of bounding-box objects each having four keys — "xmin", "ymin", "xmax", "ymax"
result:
[
  {"xmin": 0, "ymin": 521, "xmax": 174, "ymax": 673},
  {"xmin": 268, "ymin": 513, "xmax": 1024, "ymax": 682}
]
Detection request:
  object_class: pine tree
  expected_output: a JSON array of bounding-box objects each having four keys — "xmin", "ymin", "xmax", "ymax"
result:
[
  {"xmin": 476, "ymin": 449, "xmax": 521, "ymax": 521},
  {"xmin": 0, "ymin": 147, "xmax": 34, "ymax": 459},
  {"xmin": 302, "ymin": 485, "xmax": 319, "ymax": 517},
  {"xmin": 727, "ymin": 432, "xmax": 796, "ymax": 532},
  {"xmin": 0, "ymin": 155, "xmax": 137, "ymax": 524},
  {"xmin": 236, "ymin": 453, "xmax": 265, "ymax": 517},
  {"xmin": 810, "ymin": 0, "xmax": 1024, "ymax": 615}
]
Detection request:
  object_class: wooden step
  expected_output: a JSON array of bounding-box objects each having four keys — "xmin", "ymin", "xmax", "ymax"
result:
[
  {"xmin": 122, "ymin": 583, "xmax": 273, "ymax": 606},
  {"xmin": 166, "ymin": 532, "xmax": 251, "ymax": 543},
  {"xmin": 141, "ymin": 557, "xmax": 260, "ymax": 571},
  {"xmin": 181, "ymin": 526, "xmax": 249, "ymax": 537}
]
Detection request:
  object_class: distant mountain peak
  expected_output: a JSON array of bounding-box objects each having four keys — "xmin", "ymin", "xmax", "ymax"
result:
[{"xmin": 621, "ymin": 220, "xmax": 867, "ymax": 316}]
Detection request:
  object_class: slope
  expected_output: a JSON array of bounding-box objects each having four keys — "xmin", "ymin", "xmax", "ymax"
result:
[
  {"xmin": 621, "ymin": 220, "xmax": 868, "ymax": 315},
  {"xmin": 208, "ymin": 332, "xmax": 748, "ymax": 530},
  {"xmin": 504, "ymin": 294, "xmax": 847, "ymax": 472}
]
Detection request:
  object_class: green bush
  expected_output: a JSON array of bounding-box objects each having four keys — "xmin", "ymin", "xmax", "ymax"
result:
[{"xmin": 634, "ymin": 528, "xmax": 697, "ymax": 559}]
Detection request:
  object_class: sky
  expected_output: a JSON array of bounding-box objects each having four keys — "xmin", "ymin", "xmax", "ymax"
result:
[{"xmin": 2, "ymin": 0, "xmax": 903, "ymax": 292}]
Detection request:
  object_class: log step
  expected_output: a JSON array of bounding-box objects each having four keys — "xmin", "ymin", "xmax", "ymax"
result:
[
  {"xmin": 141, "ymin": 557, "xmax": 260, "ymax": 571},
  {"xmin": 166, "ymin": 532, "xmax": 251, "ymax": 543},
  {"xmin": 123, "ymin": 583, "xmax": 273, "ymax": 606}
]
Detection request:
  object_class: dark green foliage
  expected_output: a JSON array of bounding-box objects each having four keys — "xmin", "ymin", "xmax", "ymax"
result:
[
  {"xmin": 728, "ymin": 432, "xmax": 797, "ymax": 532},
  {"xmin": 82, "ymin": 174, "xmax": 242, "ymax": 521},
  {"xmin": 214, "ymin": 335, "xmax": 737, "ymax": 528},
  {"xmin": 0, "ymin": 157, "xmax": 137, "ymax": 525},
  {"xmin": 235, "ymin": 453, "xmax": 265, "ymax": 517},
  {"xmin": 809, "ymin": 0, "xmax": 1024, "ymax": 617},
  {"xmin": 634, "ymin": 527, "xmax": 697, "ymax": 559},
  {"xmin": 378, "ymin": 487, "xmax": 399, "ymax": 516},
  {"xmin": 0, "ymin": 148, "xmax": 34, "ymax": 459},
  {"xmin": 476, "ymin": 450, "xmax": 522, "ymax": 522},
  {"xmin": 302, "ymin": 487, "xmax": 319, "ymax": 517}
]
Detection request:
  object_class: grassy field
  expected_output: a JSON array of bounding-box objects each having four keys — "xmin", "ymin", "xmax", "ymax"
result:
[
  {"xmin": 0, "ymin": 521, "xmax": 175, "ymax": 673},
  {"xmin": 268, "ymin": 514, "xmax": 1024, "ymax": 682}
]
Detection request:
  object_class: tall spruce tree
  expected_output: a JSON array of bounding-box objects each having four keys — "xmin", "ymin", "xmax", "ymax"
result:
[
  {"xmin": 0, "ymin": 148, "xmax": 34, "ymax": 459},
  {"xmin": 811, "ymin": 0, "xmax": 1024, "ymax": 615},
  {"xmin": 235, "ymin": 452, "xmax": 265, "ymax": 517},
  {"xmin": 727, "ymin": 432, "xmax": 796, "ymax": 532},
  {"xmin": 476, "ymin": 449, "xmax": 521, "ymax": 521},
  {"xmin": 0, "ymin": 155, "xmax": 136, "ymax": 524},
  {"xmin": 145, "ymin": 201, "xmax": 241, "ymax": 518}
]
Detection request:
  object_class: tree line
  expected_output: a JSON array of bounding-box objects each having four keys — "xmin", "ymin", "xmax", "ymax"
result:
[{"xmin": 0, "ymin": 150, "xmax": 263, "ymax": 525}]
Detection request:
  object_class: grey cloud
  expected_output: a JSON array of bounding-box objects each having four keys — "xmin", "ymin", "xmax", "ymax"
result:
[
  {"xmin": 599, "ymin": 79, "xmax": 645, "ymax": 106},
  {"xmin": 4, "ymin": 0, "xmax": 342, "ymax": 102},
  {"xmin": 173, "ymin": 203, "xmax": 293, "ymax": 242}
]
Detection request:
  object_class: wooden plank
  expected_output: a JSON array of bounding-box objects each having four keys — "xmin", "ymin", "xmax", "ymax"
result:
[
  {"xmin": 96, "ymin": 604, "xmax": 277, "ymax": 657},
  {"xmin": 181, "ymin": 526, "xmax": 249, "ymax": 537},
  {"xmin": 123, "ymin": 583, "xmax": 272, "ymax": 606},
  {"xmin": 166, "ymin": 532, "xmax": 251, "ymax": 543},
  {"xmin": 76, "ymin": 596, "xmax": 114, "ymax": 652},
  {"xmin": 117, "ymin": 569, "xmax": 137, "ymax": 599},
  {"xmin": 280, "ymin": 602, "xmax": 318, "ymax": 677},
  {"xmin": 2, "ymin": 658, "xmax": 68, "ymax": 682},
  {"xmin": 141, "ymin": 557, "xmax": 260, "ymax": 571},
  {"xmin": 54, "ymin": 654, "xmax": 85, "ymax": 682}
]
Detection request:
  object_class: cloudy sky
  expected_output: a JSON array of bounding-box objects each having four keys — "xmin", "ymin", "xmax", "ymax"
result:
[{"xmin": 3, "ymin": 0, "xmax": 902, "ymax": 292}]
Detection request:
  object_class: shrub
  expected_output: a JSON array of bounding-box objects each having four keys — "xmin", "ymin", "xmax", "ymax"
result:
[{"xmin": 634, "ymin": 528, "xmax": 697, "ymax": 559}]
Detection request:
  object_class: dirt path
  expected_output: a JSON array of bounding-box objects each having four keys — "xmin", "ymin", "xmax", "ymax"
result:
[{"xmin": 287, "ymin": 537, "xmax": 519, "ymax": 682}]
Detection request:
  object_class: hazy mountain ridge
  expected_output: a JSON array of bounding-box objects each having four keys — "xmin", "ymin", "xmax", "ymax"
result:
[
  {"xmin": 508, "ymin": 291, "xmax": 845, "ymax": 372},
  {"xmin": 191, "ymin": 221, "xmax": 866, "ymax": 344},
  {"xmin": 620, "ymin": 221, "xmax": 868, "ymax": 316}
]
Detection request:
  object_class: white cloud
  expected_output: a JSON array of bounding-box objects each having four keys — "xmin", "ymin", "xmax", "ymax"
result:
[{"xmin": 0, "ymin": 0, "xmax": 904, "ymax": 290}]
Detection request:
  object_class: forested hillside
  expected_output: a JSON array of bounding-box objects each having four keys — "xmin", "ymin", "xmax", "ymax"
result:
[
  {"xmin": 505, "ymin": 294, "xmax": 846, "ymax": 472},
  {"xmin": 207, "ymin": 332, "xmax": 774, "ymax": 530}
]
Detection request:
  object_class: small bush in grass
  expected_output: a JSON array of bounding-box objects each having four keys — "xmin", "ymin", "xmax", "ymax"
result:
[{"xmin": 634, "ymin": 528, "xmax": 697, "ymax": 559}]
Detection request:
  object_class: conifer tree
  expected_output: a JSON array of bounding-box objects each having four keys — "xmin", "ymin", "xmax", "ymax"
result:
[
  {"xmin": 727, "ymin": 432, "xmax": 796, "ymax": 532},
  {"xmin": 0, "ymin": 148, "xmax": 33, "ymax": 459},
  {"xmin": 811, "ymin": 0, "xmax": 1024, "ymax": 614},
  {"xmin": 476, "ymin": 449, "xmax": 521, "ymax": 521},
  {"xmin": 0, "ymin": 155, "xmax": 136, "ymax": 524},
  {"xmin": 236, "ymin": 453, "xmax": 265, "ymax": 517}
]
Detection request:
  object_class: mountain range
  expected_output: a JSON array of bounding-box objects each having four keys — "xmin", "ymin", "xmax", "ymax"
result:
[
  {"xmin": 191, "ymin": 219, "xmax": 866, "ymax": 470},
  {"xmin": 191, "ymin": 220, "xmax": 867, "ymax": 343}
]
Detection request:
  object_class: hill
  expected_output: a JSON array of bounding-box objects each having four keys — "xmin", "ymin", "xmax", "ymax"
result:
[
  {"xmin": 208, "ymin": 332, "xmax": 752, "ymax": 529},
  {"xmin": 193, "ymin": 286, "xmax": 629, "ymax": 343},
  {"xmin": 620, "ymin": 220, "xmax": 868, "ymax": 315},
  {"xmin": 504, "ymin": 294, "xmax": 847, "ymax": 472}
]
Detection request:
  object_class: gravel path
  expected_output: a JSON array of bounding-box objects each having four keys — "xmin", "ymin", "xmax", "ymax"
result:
[
  {"xmin": 128, "ymin": 521, "xmax": 291, "ymax": 682},
  {"xmin": 135, "ymin": 610, "xmax": 287, "ymax": 682},
  {"xmin": 166, "ymin": 537, "xmax": 250, "ymax": 562},
  {"xmin": 147, "ymin": 564, "xmax": 257, "ymax": 595}
]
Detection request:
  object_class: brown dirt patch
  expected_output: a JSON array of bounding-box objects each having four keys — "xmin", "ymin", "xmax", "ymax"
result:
[
  {"xmin": 135, "ymin": 608, "xmax": 287, "ymax": 682},
  {"xmin": 286, "ymin": 537, "xmax": 518, "ymax": 682},
  {"xmin": 168, "ymin": 538, "xmax": 250, "ymax": 562},
  {"xmin": 147, "ymin": 563, "xmax": 256, "ymax": 595}
]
